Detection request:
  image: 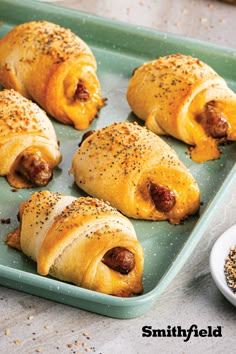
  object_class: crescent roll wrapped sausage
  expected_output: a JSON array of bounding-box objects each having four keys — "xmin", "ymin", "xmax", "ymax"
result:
[
  {"xmin": 0, "ymin": 21, "xmax": 104, "ymax": 130},
  {"xmin": 5, "ymin": 190, "xmax": 144, "ymax": 297},
  {"xmin": 71, "ymin": 121, "xmax": 200, "ymax": 224},
  {"xmin": 126, "ymin": 53, "xmax": 236, "ymax": 163},
  {"xmin": 0, "ymin": 89, "xmax": 61, "ymax": 188}
]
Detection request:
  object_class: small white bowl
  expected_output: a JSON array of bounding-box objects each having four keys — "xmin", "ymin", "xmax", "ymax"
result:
[{"xmin": 209, "ymin": 224, "xmax": 236, "ymax": 307}]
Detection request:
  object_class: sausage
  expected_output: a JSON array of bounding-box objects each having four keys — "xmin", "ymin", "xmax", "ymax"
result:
[
  {"xmin": 197, "ymin": 101, "xmax": 229, "ymax": 138},
  {"xmin": 79, "ymin": 130, "xmax": 95, "ymax": 146},
  {"xmin": 16, "ymin": 151, "xmax": 52, "ymax": 186},
  {"xmin": 149, "ymin": 183, "xmax": 176, "ymax": 212},
  {"xmin": 102, "ymin": 247, "xmax": 135, "ymax": 274},
  {"xmin": 204, "ymin": 101, "xmax": 228, "ymax": 138},
  {"xmin": 5, "ymin": 227, "xmax": 21, "ymax": 251},
  {"xmin": 74, "ymin": 81, "xmax": 89, "ymax": 101}
]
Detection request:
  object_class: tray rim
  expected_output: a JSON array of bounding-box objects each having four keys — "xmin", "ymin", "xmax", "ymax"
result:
[{"xmin": 0, "ymin": 0, "xmax": 236, "ymax": 319}]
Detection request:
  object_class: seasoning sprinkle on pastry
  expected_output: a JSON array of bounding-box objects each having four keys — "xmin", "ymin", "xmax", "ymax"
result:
[
  {"xmin": 126, "ymin": 53, "xmax": 236, "ymax": 163},
  {"xmin": 5, "ymin": 190, "xmax": 144, "ymax": 297},
  {"xmin": 71, "ymin": 121, "xmax": 200, "ymax": 224},
  {"xmin": 0, "ymin": 89, "xmax": 61, "ymax": 188},
  {"xmin": 0, "ymin": 21, "xmax": 104, "ymax": 130}
]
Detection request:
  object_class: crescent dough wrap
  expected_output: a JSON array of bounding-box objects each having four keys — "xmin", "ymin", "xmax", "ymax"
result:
[
  {"xmin": 0, "ymin": 21, "xmax": 104, "ymax": 130},
  {"xmin": 71, "ymin": 121, "xmax": 200, "ymax": 224},
  {"xmin": 126, "ymin": 53, "xmax": 236, "ymax": 163},
  {"xmin": 6, "ymin": 190, "xmax": 144, "ymax": 297},
  {"xmin": 0, "ymin": 89, "xmax": 61, "ymax": 188}
]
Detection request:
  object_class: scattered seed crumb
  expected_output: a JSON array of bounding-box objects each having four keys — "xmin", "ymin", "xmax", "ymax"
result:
[
  {"xmin": 126, "ymin": 7, "xmax": 131, "ymax": 15},
  {"xmin": 5, "ymin": 328, "xmax": 11, "ymax": 336},
  {"xmin": 208, "ymin": 4, "xmax": 214, "ymax": 9},
  {"xmin": 28, "ymin": 316, "xmax": 34, "ymax": 320},
  {"xmin": 35, "ymin": 348, "xmax": 43, "ymax": 353},
  {"xmin": 219, "ymin": 18, "xmax": 225, "ymax": 23},
  {"xmin": 14, "ymin": 339, "xmax": 21, "ymax": 345},
  {"xmin": 1, "ymin": 218, "xmax": 11, "ymax": 224},
  {"xmin": 200, "ymin": 17, "xmax": 208, "ymax": 23},
  {"xmin": 44, "ymin": 325, "xmax": 49, "ymax": 330},
  {"xmin": 75, "ymin": 341, "xmax": 81, "ymax": 346},
  {"xmin": 83, "ymin": 332, "xmax": 89, "ymax": 337},
  {"xmin": 67, "ymin": 343, "xmax": 73, "ymax": 348}
]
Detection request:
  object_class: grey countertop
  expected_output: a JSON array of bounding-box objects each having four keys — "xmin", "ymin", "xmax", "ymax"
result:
[{"xmin": 1, "ymin": 1, "xmax": 236, "ymax": 353}]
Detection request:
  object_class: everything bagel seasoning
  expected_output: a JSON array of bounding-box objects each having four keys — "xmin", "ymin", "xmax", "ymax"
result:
[{"xmin": 224, "ymin": 245, "xmax": 236, "ymax": 293}]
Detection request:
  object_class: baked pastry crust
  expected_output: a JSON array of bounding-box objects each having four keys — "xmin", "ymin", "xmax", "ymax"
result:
[
  {"xmin": 0, "ymin": 89, "xmax": 61, "ymax": 188},
  {"xmin": 71, "ymin": 121, "xmax": 200, "ymax": 224},
  {"xmin": 0, "ymin": 20, "xmax": 104, "ymax": 129},
  {"xmin": 6, "ymin": 190, "xmax": 144, "ymax": 297},
  {"xmin": 126, "ymin": 53, "xmax": 236, "ymax": 162}
]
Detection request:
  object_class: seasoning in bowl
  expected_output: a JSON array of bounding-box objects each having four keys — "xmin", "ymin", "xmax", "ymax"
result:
[{"xmin": 224, "ymin": 246, "xmax": 236, "ymax": 293}]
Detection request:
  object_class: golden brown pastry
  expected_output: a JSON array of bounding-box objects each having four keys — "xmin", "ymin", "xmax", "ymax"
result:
[
  {"xmin": 71, "ymin": 121, "xmax": 200, "ymax": 224},
  {"xmin": 0, "ymin": 21, "xmax": 104, "ymax": 130},
  {"xmin": 0, "ymin": 89, "xmax": 61, "ymax": 188},
  {"xmin": 5, "ymin": 190, "xmax": 144, "ymax": 297},
  {"xmin": 126, "ymin": 53, "xmax": 236, "ymax": 162}
]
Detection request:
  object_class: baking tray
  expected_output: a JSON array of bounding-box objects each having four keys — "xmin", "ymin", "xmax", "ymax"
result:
[{"xmin": 0, "ymin": 0, "xmax": 236, "ymax": 319}]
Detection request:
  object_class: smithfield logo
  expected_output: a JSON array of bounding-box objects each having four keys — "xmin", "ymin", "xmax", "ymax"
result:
[{"xmin": 142, "ymin": 325, "xmax": 222, "ymax": 342}]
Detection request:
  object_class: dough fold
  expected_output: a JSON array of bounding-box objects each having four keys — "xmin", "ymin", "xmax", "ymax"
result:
[
  {"xmin": 6, "ymin": 190, "xmax": 144, "ymax": 297},
  {"xmin": 71, "ymin": 121, "xmax": 200, "ymax": 224},
  {"xmin": 126, "ymin": 53, "xmax": 236, "ymax": 162},
  {"xmin": 0, "ymin": 21, "xmax": 104, "ymax": 129},
  {"xmin": 0, "ymin": 89, "xmax": 61, "ymax": 188}
]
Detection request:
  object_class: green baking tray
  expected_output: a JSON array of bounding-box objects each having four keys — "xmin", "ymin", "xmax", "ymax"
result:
[{"xmin": 0, "ymin": 0, "xmax": 236, "ymax": 319}]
